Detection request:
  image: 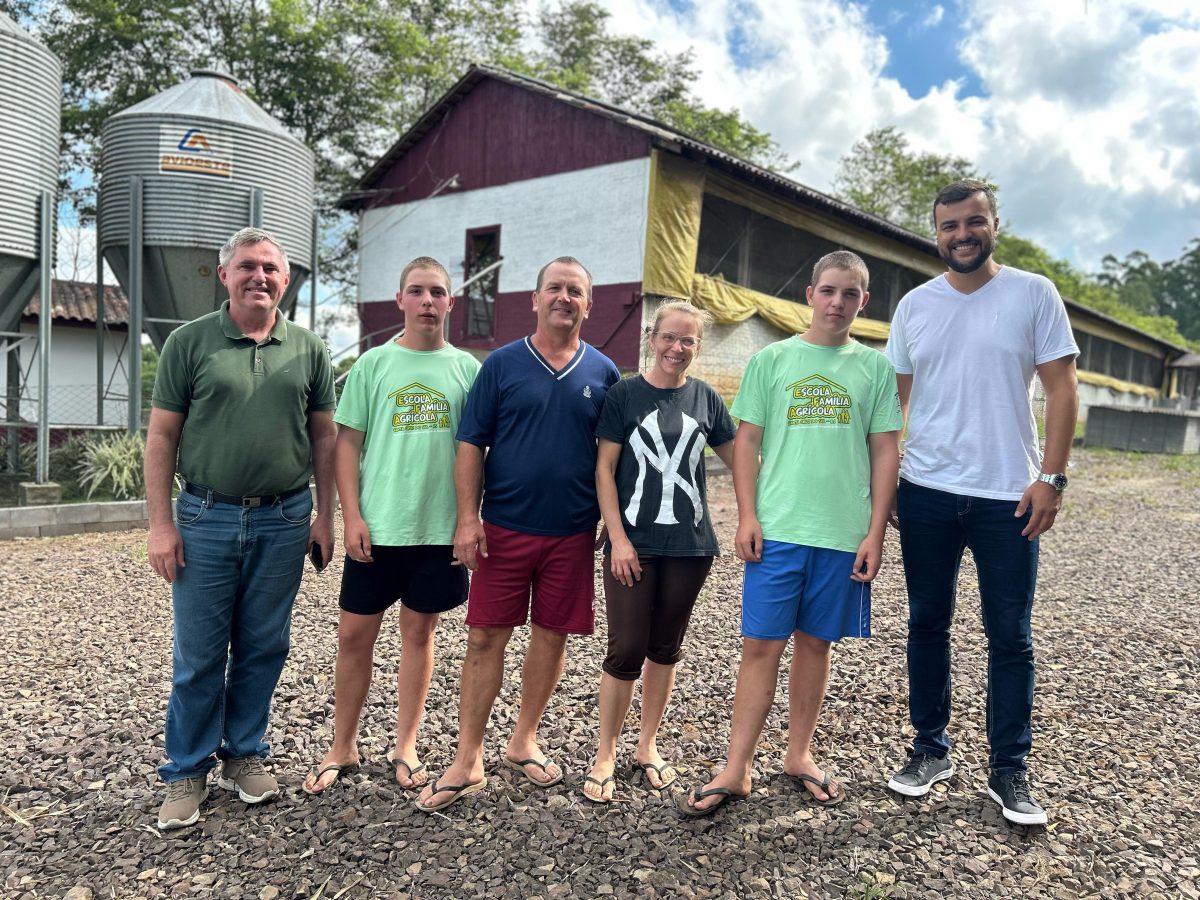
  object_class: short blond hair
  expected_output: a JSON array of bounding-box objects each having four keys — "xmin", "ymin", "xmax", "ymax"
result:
[
  {"xmin": 811, "ymin": 250, "xmax": 869, "ymax": 292},
  {"xmin": 399, "ymin": 256, "xmax": 452, "ymax": 294}
]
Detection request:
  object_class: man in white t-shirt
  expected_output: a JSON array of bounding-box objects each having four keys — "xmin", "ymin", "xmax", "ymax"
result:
[{"xmin": 884, "ymin": 180, "xmax": 1079, "ymax": 826}]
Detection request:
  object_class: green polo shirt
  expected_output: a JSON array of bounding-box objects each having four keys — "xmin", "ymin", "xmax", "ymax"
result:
[{"xmin": 152, "ymin": 301, "xmax": 336, "ymax": 496}]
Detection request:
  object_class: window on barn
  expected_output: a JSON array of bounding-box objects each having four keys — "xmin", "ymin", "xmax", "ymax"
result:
[
  {"xmin": 464, "ymin": 226, "xmax": 500, "ymax": 339},
  {"xmin": 1133, "ymin": 350, "xmax": 1165, "ymax": 388},
  {"xmin": 695, "ymin": 193, "xmax": 927, "ymax": 322},
  {"xmin": 1075, "ymin": 332, "xmax": 1092, "ymax": 370},
  {"xmin": 1108, "ymin": 342, "xmax": 1132, "ymax": 382}
]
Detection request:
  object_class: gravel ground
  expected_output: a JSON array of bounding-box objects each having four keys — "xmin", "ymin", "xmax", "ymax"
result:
[{"xmin": 1, "ymin": 448, "xmax": 1197, "ymax": 900}]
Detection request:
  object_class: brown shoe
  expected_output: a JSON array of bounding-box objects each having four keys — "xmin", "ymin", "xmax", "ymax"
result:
[
  {"xmin": 158, "ymin": 776, "xmax": 208, "ymax": 830},
  {"xmin": 218, "ymin": 756, "xmax": 279, "ymax": 804}
]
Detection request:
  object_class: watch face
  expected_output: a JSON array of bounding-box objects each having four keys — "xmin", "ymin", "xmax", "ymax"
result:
[{"xmin": 1044, "ymin": 473, "xmax": 1068, "ymax": 490}]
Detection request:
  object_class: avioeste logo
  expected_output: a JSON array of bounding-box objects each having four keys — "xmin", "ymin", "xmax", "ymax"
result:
[
  {"xmin": 177, "ymin": 129, "xmax": 215, "ymax": 154},
  {"xmin": 160, "ymin": 125, "xmax": 232, "ymax": 179}
]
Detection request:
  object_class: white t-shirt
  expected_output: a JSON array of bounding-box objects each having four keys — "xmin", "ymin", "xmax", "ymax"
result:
[{"xmin": 885, "ymin": 266, "xmax": 1079, "ymax": 500}]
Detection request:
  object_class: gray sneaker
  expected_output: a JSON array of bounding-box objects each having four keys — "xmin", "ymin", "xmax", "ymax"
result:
[
  {"xmin": 157, "ymin": 776, "xmax": 208, "ymax": 830},
  {"xmin": 988, "ymin": 771, "xmax": 1048, "ymax": 825},
  {"xmin": 887, "ymin": 751, "xmax": 954, "ymax": 797},
  {"xmin": 218, "ymin": 756, "xmax": 279, "ymax": 804}
]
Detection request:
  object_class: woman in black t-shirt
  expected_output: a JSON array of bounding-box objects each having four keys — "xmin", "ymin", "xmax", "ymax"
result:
[{"xmin": 581, "ymin": 302, "xmax": 736, "ymax": 804}]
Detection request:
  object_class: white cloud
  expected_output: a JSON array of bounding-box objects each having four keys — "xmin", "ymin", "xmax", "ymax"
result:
[
  {"xmin": 588, "ymin": 0, "xmax": 1200, "ymax": 270},
  {"xmin": 920, "ymin": 5, "xmax": 945, "ymax": 29}
]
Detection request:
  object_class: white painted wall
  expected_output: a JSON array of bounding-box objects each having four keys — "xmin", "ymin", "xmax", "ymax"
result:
[
  {"xmin": 357, "ymin": 158, "xmax": 652, "ymax": 301},
  {"xmin": 0, "ymin": 323, "xmax": 130, "ymax": 426}
]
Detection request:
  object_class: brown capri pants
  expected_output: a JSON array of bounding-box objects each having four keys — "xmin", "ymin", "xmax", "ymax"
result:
[{"xmin": 602, "ymin": 554, "xmax": 714, "ymax": 681}]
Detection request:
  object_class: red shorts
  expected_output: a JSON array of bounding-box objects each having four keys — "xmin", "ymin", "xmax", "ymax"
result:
[{"xmin": 466, "ymin": 522, "xmax": 596, "ymax": 634}]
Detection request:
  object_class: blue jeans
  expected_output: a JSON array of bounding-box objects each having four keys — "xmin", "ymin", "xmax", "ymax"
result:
[
  {"xmin": 896, "ymin": 479, "xmax": 1039, "ymax": 775},
  {"xmin": 158, "ymin": 487, "xmax": 312, "ymax": 783}
]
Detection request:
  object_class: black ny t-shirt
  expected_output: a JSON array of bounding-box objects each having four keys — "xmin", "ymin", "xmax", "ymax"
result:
[{"xmin": 595, "ymin": 376, "xmax": 737, "ymax": 556}]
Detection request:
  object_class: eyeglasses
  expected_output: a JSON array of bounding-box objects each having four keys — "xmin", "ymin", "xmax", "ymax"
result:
[{"xmin": 652, "ymin": 331, "xmax": 700, "ymax": 349}]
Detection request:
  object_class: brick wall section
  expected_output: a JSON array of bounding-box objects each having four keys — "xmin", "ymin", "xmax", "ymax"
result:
[{"xmin": 0, "ymin": 500, "xmax": 148, "ymax": 541}]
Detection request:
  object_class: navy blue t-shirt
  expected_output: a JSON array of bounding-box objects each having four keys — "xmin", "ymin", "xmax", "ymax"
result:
[{"xmin": 457, "ymin": 336, "xmax": 621, "ymax": 536}]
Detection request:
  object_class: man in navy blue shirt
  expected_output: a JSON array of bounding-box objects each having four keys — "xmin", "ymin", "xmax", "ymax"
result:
[{"xmin": 416, "ymin": 257, "xmax": 620, "ymax": 812}]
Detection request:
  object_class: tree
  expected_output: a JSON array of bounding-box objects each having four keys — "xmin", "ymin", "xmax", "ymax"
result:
[
  {"xmin": 1159, "ymin": 239, "xmax": 1200, "ymax": 342},
  {"xmin": 832, "ymin": 126, "xmax": 981, "ymax": 238},
  {"xmin": 1100, "ymin": 241, "xmax": 1200, "ymax": 344},
  {"xmin": 995, "ymin": 234, "xmax": 1193, "ymax": 347},
  {"xmin": 516, "ymin": 1, "xmax": 795, "ymax": 172}
]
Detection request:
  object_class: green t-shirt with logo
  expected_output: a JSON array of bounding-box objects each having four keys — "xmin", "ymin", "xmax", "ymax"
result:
[
  {"xmin": 730, "ymin": 336, "xmax": 903, "ymax": 552},
  {"xmin": 334, "ymin": 341, "xmax": 481, "ymax": 546},
  {"xmin": 152, "ymin": 302, "xmax": 336, "ymax": 496}
]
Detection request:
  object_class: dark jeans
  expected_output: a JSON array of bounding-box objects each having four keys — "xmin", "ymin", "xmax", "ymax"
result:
[
  {"xmin": 896, "ymin": 479, "xmax": 1039, "ymax": 775},
  {"xmin": 159, "ymin": 487, "xmax": 312, "ymax": 782}
]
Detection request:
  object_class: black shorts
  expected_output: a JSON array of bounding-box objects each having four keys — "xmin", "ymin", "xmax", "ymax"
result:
[{"xmin": 338, "ymin": 544, "xmax": 468, "ymax": 616}]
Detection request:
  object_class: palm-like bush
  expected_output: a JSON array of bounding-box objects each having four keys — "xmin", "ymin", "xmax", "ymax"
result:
[{"xmin": 76, "ymin": 431, "xmax": 145, "ymax": 500}]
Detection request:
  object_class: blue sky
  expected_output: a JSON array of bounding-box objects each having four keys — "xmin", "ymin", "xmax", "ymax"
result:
[{"xmin": 862, "ymin": 1, "xmax": 985, "ymax": 98}]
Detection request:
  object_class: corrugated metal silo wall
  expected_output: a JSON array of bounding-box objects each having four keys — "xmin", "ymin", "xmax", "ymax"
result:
[{"xmin": 0, "ymin": 15, "xmax": 61, "ymax": 333}]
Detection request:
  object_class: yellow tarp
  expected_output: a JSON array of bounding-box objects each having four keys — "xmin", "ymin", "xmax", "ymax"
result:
[
  {"xmin": 642, "ymin": 151, "xmax": 705, "ymax": 300},
  {"xmin": 1077, "ymin": 369, "xmax": 1161, "ymax": 398},
  {"xmin": 691, "ymin": 272, "xmax": 892, "ymax": 341},
  {"xmin": 643, "ymin": 149, "xmax": 893, "ymax": 342}
]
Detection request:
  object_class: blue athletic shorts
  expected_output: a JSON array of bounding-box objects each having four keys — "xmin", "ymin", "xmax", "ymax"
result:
[{"xmin": 741, "ymin": 540, "xmax": 871, "ymax": 641}]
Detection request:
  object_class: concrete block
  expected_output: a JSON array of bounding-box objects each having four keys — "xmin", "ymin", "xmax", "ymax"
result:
[
  {"xmin": 84, "ymin": 520, "xmax": 145, "ymax": 534},
  {"xmin": 18, "ymin": 482, "xmax": 62, "ymax": 506},
  {"xmin": 99, "ymin": 500, "xmax": 148, "ymax": 523},
  {"xmin": 1, "ymin": 526, "xmax": 41, "ymax": 540},
  {"xmin": 39, "ymin": 523, "xmax": 85, "ymax": 538},
  {"xmin": 56, "ymin": 504, "xmax": 101, "ymax": 525},
  {"xmin": 10, "ymin": 506, "xmax": 56, "ymax": 528},
  {"xmin": 0, "ymin": 509, "xmax": 11, "ymax": 530}
]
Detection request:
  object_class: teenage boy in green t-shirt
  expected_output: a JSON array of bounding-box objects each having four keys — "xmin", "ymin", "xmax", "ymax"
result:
[
  {"xmin": 303, "ymin": 257, "xmax": 481, "ymax": 794},
  {"xmin": 680, "ymin": 251, "xmax": 902, "ymax": 817}
]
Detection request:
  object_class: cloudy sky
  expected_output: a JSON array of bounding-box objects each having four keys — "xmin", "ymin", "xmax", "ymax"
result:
[{"xmin": 590, "ymin": 0, "xmax": 1200, "ymax": 271}]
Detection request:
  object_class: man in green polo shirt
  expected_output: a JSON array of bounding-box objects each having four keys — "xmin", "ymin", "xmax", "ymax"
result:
[{"xmin": 144, "ymin": 227, "xmax": 336, "ymax": 830}]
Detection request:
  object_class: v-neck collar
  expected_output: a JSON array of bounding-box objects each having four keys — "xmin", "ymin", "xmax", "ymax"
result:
[{"xmin": 524, "ymin": 335, "xmax": 586, "ymax": 381}]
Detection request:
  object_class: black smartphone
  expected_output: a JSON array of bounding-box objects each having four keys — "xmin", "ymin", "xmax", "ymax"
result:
[{"xmin": 308, "ymin": 542, "xmax": 326, "ymax": 572}]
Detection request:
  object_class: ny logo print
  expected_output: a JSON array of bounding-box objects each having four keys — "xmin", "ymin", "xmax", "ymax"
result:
[{"xmin": 625, "ymin": 409, "xmax": 704, "ymax": 526}]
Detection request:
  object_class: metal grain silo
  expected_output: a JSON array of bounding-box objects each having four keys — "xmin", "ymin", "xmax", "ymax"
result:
[
  {"xmin": 0, "ymin": 11, "xmax": 60, "ymax": 335},
  {"xmin": 98, "ymin": 70, "xmax": 315, "ymax": 350}
]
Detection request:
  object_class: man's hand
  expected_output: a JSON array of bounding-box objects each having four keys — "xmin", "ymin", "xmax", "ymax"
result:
[
  {"xmin": 608, "ymin": 535, "xmax": 643, "ymax": 587},
  {"xmin": 851, "ymin": 532, "xmax": 885, "ymax": 583},
  {"xmin": 1015, "ymin": 479, "xmax": 1062, "ymax": 540},
  {"xmin": 735, "ymin": 516, "xmax": 763, "ymax": 562},
  {"xmin": 453, "ymin": 519, "xmax": 488, "ymax": 571},
  {"xmin": 309, "ymin": 513, "xmax": 335, "ymax": 571},
  {"xmin": 888, "ymin": 497, "xmax": 900, "ymax": 531},
  {"xmin": 148, "ymin": 523, "xmax": 185, "ymax": 583},
  {"xmin": 343, "ymin": 514, "xmax": 373, "ymax": 563}
]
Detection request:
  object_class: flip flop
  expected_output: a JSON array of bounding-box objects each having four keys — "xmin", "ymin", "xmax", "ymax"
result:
[
  {"xmin": 581, "ymin": 775, "xmax": 616, "ymax": 804},
  {"xmin": 386, "ymin": 752, "xmax": 428, "ymax": 790},
  {"xmin": 302, "ymin": 762, "xmax": 359, "ymax": 795},
  {"xmin": 503, "ymin": 756, "xmax": 564, "ymax": 788},
  {"xmin": 634, "ymin": 760, "xmax": 678, "ymax": 791},
  {"xmin": 413, "ymin": 776, "xmax": 488, "ymax": 813},
  {"xmin": 789, "ymin": 771, "xmax": 845, "ymax": 807},
  {"xmin": 676, "ymin": 785, "xmax": 749, "ymax": 819}
]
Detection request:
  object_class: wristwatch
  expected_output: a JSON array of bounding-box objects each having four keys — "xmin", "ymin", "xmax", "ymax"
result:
[{"xmin": 1037, "ymin": 472, "xmax": 1068, "ymax": 491}]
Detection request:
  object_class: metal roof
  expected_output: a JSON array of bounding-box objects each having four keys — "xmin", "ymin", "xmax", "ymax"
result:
[
  {"xmin": 24, "ymin": 280, "xmax": 130, "ymax": 326},
  {"xmin": 339, "ymin": 64, "xmax": 935, "ymax": 252}
]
